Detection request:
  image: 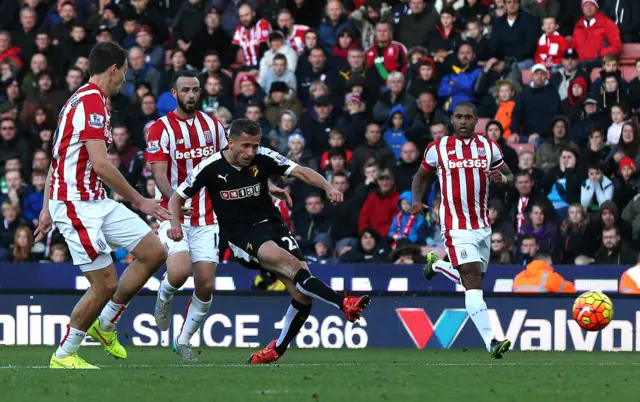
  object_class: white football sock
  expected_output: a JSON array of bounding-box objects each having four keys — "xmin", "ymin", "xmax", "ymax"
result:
[
  {"xmin": 98, "ymin": 300, "xmax": 127, "ymax": 332},
  {"xmin": 56, "ymin": 325, "xmax": 86, "ymax": 358},
  {"xmin": 434, "ymin": 260, "xmax": 461, "ymax": 285},
  {"xmin": 159, "ymin": 275, "xmax": 179, "ymax": 302},
  {"xmin": 177, "ymin": 293, "xmax": 212, "ymax": 345},
  {"xmin": 465, "ymin": 289, "xmax": 494, "ymax": 351}
]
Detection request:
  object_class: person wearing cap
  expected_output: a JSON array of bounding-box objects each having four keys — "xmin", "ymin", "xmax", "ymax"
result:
[
  {"xmin": 489, "ymin": 0, "xmax": 540, "ymax": 69},
  {"xmin": 510, "ymin": 63, "xmax": 560, "ymax": 145},
  {"xmin": 358, "ymin": 168, "xmax": 400, "ymax": 237},
  {"xmin": 305, "ymin": 232, "xmax": 336, "ymax": 264},
  {"xmin": 234, "ymin": 74, "xmax": 265, "ymax": 119},
  {"xmin": 569, "ymin": 96, "xmax": 610, "ymax": 147},
  {"xmin": 95, "ymin": 25, "xmax": 113, "ymax": 44},
  {"xmin": 264, "ymin": 81, "xmax": 301, "ymax": 129},
  {"xmin": 571, "ymin": 0, "xmax": 622, "ymax": 66},
  {"xmin": 407, "ymin": 57, "xmax": 438, "ymax": 99},
  {"xmin": 259, "ymin": 52, "xmax": 297, "ymax": 95},
  {"xmin": 560, "ymin": 76, "xmax": 589, "ymax": 121},
  {"xmin": 602, "ymin": 0, "xmax": 640, "ymax": 43},
  {"xmin": 134, "ymin": 25, "xmax": 164, "ymax": 71},
  {"xmin": 614, "ymin": 157, "xmax": 640, "ymax": 213},
  {"xmin": 259, "ymin": 31, "xmax": 298, "ymax": 82},
  {"xmin": 303, "ymin": 94, "xmax": 337, "ymax": 156}
]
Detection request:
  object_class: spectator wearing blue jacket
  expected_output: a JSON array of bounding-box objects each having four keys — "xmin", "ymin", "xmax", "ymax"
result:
[
  {"xmin": 510, "ymin": 63, "xmax": 561, "ymax": 145},
  {"xmin": 318, "ymin": 1, "xmax": 357, "ymax": 53},
  {"xmin": 383, "ymin": 105, "xmax": 408, "ymax": 161},
  {"xmin": 389, "ymin": 191, "xmax": 425, "ymax": 244},
  {"xmin": 438, "ymin": 43, "xmax": 482, "ymax": 113}
]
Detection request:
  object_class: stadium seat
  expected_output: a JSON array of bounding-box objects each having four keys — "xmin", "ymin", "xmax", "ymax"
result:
[
  {"xmin": 620, "ymin": 43, "xmax": 640, "ymax": 65},
  {"xmin": 509, "ymin": 143, "xmax": 535, "ymax": 154},
  {"xmin": 622, "ymin": 65, "xmax": 638, "ymax": 81},
  {"xmin": 475, "ymin": 117, "xmax": 490, "ymax": 135},
  {"xmin": 522, "ymin": 69, "xmax": 532, "ymax": 86}
]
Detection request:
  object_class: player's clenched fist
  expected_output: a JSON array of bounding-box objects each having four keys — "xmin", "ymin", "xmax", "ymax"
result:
[
  {"xmin": 488, "ymin": 169, "xmax": 507, "ymax": 184},
  {"xmin": 410, "ymin": 202, "xmax": 427, "ymax": 215},
  {"xmin": 167, "ymin": 225, "xmax": 183, "ymax": 241}
]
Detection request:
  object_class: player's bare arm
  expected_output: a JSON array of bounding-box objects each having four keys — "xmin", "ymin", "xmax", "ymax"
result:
[
  {"xmin": 149, "ymin": 161, "xmax": 175, "ymax": 200},
  {"xmin": 268, "ymin": 180, "xmax": 292, "ymax": 207},
  {"xmin": 410, "ymin": 165, "xmax": 434, "ymax": 215},
  {"xmin": 34, "ymin": 165, "xmax": 54, "ymax": 242},
  {"xmin": 288, "ymin": 166, "xmax": 343, "ymax": 204},
  {"xmin": 489, "ymin": 163, "xmax": 514, "ymax": 186},
  {"xmin": 167, "ymin": 192, "xmax": 187, "ymax": 241},
  {"xmin": 85, "ymin": 140, "xmax": 171, "ymax": 221}
]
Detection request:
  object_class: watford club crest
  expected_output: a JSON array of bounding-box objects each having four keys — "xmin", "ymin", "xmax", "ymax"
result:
[
  {"xmin": 248, "ymin": 165, "xmax": 259, "ymax": 177},
  {"xmin": 246, "ymin": 243, "xmax": 253, "ymax": 252}
]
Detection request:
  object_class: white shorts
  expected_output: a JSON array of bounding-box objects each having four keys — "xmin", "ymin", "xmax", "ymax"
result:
[
  {"xmin": 443, "ymin": 227, "xmax": 491, "ymax": 273},
  {"xmin": 50, "ymin": 199, "xmax": 151, "ymax": 272},
  {"xmin": 156, "ymin": 220, "xmax": 220, "ymax": 263}
]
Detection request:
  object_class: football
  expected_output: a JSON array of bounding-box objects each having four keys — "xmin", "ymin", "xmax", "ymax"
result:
[{"xmin": 572, "ymin": 291, "xmax": 614, "ymax": 331}]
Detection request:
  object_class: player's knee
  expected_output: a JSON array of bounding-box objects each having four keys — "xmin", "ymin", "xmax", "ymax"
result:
[
  {"xmin": 96, "ymin": 277, "xmax": 118, "ymax": 298},
  {"xmin": 196, "ymin": 278, "xmax": 214, "ymax": 298},
  {"xmin": 461, "ymin": 274, "xmax": 482, "ymax": 290}
]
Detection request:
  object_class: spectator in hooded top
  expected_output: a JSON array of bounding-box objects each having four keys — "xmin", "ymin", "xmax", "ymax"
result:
[
  {"xmin": 305, "ymin": 232, "xmax": 336, "ymax": 264},
  {"xmin": 397, "ymin": 0, "xmax": 439, "ymax": 51},
  {"xmin": 439, "ymin": 43, "xmax": 482, "ymax": 114},
  {"xmin": 489, "ymin": 0, "xmax": 540, "ymax": 69},
  {"xmin": 550, "ymin": 48, "xmax": 590, "ymax": 102},
  {"xmin": 428, "ymin": 7, "xmax": 462, "ymax": 65},
  {"xmin": 510, "ymin": 63, "xmax": 561, "ymax": 145},
  {"xmin": 534, "ymin": 16, "xmax": 569, "ymax": 72},
  {"xmin": 372, "ymin": 72, "xmax": 417, "ymax": 124},
  {"xmin": 561, "ymin": 76, "xmax": 589, "ymax": 123},
  {"xmin": 571, "ymin": 0, "xmax": 622, "ymax": 68},
  {"xmin": 536, "ymin": 116, "xmax": 578, "ymax": 172},
  {"xmin": 318, "ymin": 0, "xmax": 357, "ymax": 54},
  {"xmin": 389, "ymin": 191, "xmax": 425, "ymax": 244},
  {"xmin": 614, "ymin": 157, "xmax": 640, "ymax": 210},
  {"xmin": 383, "ymin": 105, "xmax": 409, "ymax": 162}
]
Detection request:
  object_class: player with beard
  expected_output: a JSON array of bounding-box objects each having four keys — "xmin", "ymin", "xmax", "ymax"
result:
[
  {"xmin": 147, "ymin": 71, "xmax": 291, "ymax": 360},
  {"xmin": 231, "ymin": 3, "xmax": 272, "ymax": 68},
  {"xmin": 167, "ymin": 119, "xmax": 370, "ymax": 364},
  {"xmin": 410, "ymin": 102, "xmax": 514, "ymax": 358}
]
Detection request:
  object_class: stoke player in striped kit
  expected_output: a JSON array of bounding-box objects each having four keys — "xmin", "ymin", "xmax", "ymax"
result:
[
  {"xmin": 147, "ymin": 71, "xmax": 291, "ymax": 360},
  {"xmin": 410, "ymin": 102, "xmax": 514, "ymax": 359},
  {"xmin": 35, "ymin": 42, "xmax": 171, "ymax": 369}
]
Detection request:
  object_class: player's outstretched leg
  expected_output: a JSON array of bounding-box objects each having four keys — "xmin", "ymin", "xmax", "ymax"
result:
[
  {"xmin": 173, "ymin": 261, "xmax": 215, "ymax": 362},
  {"xmin": 424, "ymin": 251, "xmax": 461, "ymax": 284},
  {"xmin": 258, "ymin": 241, "xmax": 370, "ymax": 321},
  {"xmin": 249, "ymin": 276, "xmax": 312, "ymax": 364},
  {"xmin": 90, "ymin": 233, "xmax": 167, "ymax": 359},
  {"xmin": 51, "ymin": 262, "xmax": 119, "ymax": 369},
  {"xmin": 155, "ymin": 252, "xmax": 191, "ymax": 331},
  {"xmin": 457, "ymin": 262, "xmax": 510, "ymax": 359}
]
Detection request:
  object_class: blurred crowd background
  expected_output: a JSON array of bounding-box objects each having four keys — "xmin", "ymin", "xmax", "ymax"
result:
[{"xmin": 1, "ymin": 0, "xmax": 640, "ymax": 268}]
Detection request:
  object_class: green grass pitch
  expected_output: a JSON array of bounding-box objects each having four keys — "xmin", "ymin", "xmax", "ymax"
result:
[{"xmin": 1, "ymin": 346, "xmax": 637, "ymax": 402}]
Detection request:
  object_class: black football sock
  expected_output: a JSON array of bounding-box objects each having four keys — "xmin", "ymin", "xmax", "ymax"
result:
[
  {"xmin": 293, "ymin": 269, "xmax": 344, "ymax": 310},
  {"xmin": 274, "ymin": 299, "xmax": 311, "ymax": 355}
]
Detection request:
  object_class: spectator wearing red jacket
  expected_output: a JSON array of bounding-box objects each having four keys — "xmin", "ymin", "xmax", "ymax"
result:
[
  {"xmin": 358, "ymin": 169, "xmax": 400, "ymax": 237},
  {"xmin": 0, "ymin": 31, "xmax": 22, "ymax": 69},
  {"xmin": 535, "ymin": 16, "xmax": 569, "ymax": 71},
  {"xmin": 571, "ymin": 0, "xmax": 622, "ymax": 68}
]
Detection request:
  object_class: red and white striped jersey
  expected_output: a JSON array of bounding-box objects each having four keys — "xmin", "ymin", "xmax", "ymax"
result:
[
  {"xmin": 422, "ymin": 135, "xmax": 504, "ymax": 231},
  {"xmin": 287, "ymin": 24, "xmax": 309, "ymax": 55},
  {"xmin": 232, "ymin": 18, "xmax": 272, "ymax": 66},
  {"xmin": 145, "ymin": 111, "xmax": 228, "ymax": 226},
  {"xmin": 50, "ymin": 82, "xmax": 112, "ymax": 201}
]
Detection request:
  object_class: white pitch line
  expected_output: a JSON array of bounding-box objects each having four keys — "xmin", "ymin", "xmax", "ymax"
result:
[{"xmin": 1, "ymin": 362, "xmax": 639, "ymax": 370}]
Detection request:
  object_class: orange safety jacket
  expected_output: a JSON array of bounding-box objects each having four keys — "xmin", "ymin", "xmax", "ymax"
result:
[
  {"xmin": 619, "ymin": 265, "xmax": 640, "ymax": 294},
  {"xmin": 512, "ymin": 260, "xmax": 576, "ymax": 293}
]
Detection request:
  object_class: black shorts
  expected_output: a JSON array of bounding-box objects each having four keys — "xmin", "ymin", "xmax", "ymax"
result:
[{"xmin": 226, "ymin": 219, "xmax": 304, "ymax": 271}]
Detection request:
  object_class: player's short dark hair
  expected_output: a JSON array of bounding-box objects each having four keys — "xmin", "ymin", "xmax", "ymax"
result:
[
  {"xmin": 453, "ymin": 101, "xmax": 478, "ymax": 116},
  {"xmin": 273, "ymin": 54, "xmax": 287, "ymax": 63},
  {"xmin": 229, "ymin": 118, "xmax": 261, "ymax": 138},
  {"xmin": 172, "ymin": 70, "xmax": 199, "ymax": 89},
  {"xmin": 521, "ymin": 233, "xmax": 538, "ymax": 243},
  {"xmin": 88, "ymin": 41, "xmax": 127, "ymax": 76}
]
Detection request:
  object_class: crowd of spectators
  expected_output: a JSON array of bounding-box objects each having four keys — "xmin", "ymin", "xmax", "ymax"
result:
[{"xmin": 0, "ymin": 0, "xmax": 639, "ymax": 267}]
